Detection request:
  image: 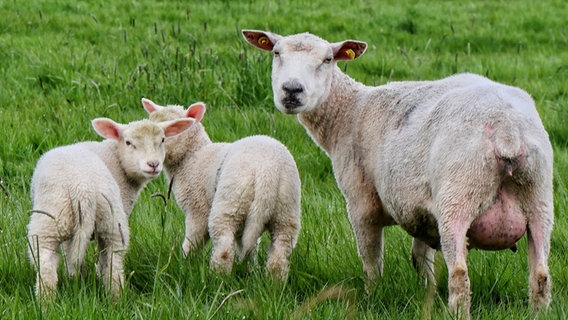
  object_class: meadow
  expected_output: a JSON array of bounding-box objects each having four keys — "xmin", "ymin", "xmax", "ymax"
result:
[{"xmin": 1, "ymin": 0, "xmax": 567, "ymax": 318}]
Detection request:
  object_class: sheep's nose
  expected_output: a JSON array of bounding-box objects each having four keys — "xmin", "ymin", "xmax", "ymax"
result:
[
  {"xmin": 147, "ymin": 161, "xmax": 159, "ymax": 170},
  {"xmin": 282, "ymin": 81, "xmax": 304, "ymax": 95}
]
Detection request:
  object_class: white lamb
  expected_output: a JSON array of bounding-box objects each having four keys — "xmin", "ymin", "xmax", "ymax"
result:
[
  {"xmin": 242, "ymin": 30, "xmax": 553, "ymax": 319},
  {"xmin": 27, "ymin": 116, "xmax": 193, "ymax": 299},
  {"xmin": 142, "ymin": 98, "xmax": 301, "ymax": 280}
]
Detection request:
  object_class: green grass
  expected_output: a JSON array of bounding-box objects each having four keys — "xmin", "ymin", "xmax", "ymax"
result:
[{"xmin": 1, "ymin": 0, "xmax": 567, "ymax": 318}]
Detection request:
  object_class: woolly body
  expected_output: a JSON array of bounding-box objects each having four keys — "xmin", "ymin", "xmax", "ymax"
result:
[
  {"xmin": 242, "ymin": 30, "xmax": 554, "ymax": 319},
  {"xmin": 28, "ymin": 118, "xmax": 193, "ymax": 299},
  {"xmin": 143, "ymin": 99, "xmax": 301, "ymax": 280}
]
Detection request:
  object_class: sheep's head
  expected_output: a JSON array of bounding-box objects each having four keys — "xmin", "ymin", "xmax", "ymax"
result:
[
  {"xmin": 141, "ymin": 98, "xmax": 207, "ymax": 165},
  {"xmin": 91, "ymin": 117, "xmax": 194, "ymax": 182},
  {"xmin": 242, "ymin": 30, "xmax": 366, "ymax": 114}
]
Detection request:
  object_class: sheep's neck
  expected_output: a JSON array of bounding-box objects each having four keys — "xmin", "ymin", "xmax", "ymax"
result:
[
  {"xmin": 97, "ymin": 140, "xmax": 143, "ymax": 215},
  {"xmin": 298, "ymin": 67, "xmax": 365, "ymax": 155},
  {"xmin": 163, "ymin": 124, "xmax": 212, "ymax": 178}
]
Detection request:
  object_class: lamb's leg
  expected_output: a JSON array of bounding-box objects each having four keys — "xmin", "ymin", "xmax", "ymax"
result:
[
  {"xmin": 62, "ymin": 226, "xmax": 93, "ymax": 277},
  {"xmin": 411, "ymin": 238, "xmax": 437, "ymax": 287},
  {"xmin": 527, "ymin": 217, "xmax": 552, "ymax": 309},
  {"xmin": 265, "ymin": 220, "xmax": 300, "ymax": 281},
  {"xmin": 208, "ymin": 193, "xmax": 250, "ymax": 274},
  {"xmin": 96, "ymin": 221, "xmax": 129, "ymax": 296},
  {"xmin": 209, "ymin": 229, "xmax": 236, "ymax": 274},
  {"xmin": 182, "ymin": 211, "xmax": 209, "ymax": 258},
  {"xmin": 28, "ymin": 235, "xmax": 60, "ymax": 300},
  {"xmin": 439, "ymin": 215, "xmax": 471, "ymax": 320}
]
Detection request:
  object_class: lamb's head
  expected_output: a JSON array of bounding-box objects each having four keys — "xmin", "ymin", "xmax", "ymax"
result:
[
  {"xmin": 141, "ymin": 98, "xmax": 206, "ymax": 164},
  {"xmin": 242, "ymin": 30, "xmax": 367, "ymax": 114},
  {"xmin": 92, "ymin": 117, "xmax": 194, "ymax": 182}
]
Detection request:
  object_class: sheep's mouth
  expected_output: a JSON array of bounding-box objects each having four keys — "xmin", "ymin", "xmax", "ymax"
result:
[
  {"xmin": 144, "ymin": 170, "xmax": 161, "ymax": 177},
  {"xmin": 281, "ymin": 98, "xmax": 303, "ymax": 113}
]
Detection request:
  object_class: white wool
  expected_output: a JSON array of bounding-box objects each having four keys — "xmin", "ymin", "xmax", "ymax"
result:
[
  {"xmin": 243, "ymin": 30, "xmax": 554, "ymax": 318},
  {"xmin": 142, "ymin": 98, "xmax": 301, "ymax": 280},
  {"xmin": 27, "ymin": 117, "xmax": 193, "ymax": 299}
]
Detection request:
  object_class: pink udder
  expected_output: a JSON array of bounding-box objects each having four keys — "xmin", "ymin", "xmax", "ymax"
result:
[{"xmin": 467, "ymin": 188, "xmax": 527, "ymax": 250}]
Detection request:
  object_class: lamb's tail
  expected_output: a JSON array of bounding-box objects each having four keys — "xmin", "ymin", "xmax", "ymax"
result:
[
  {"xmin": 64, "ymin": 195, "xmax": 96, "ymax": 275},
  {"xmin": 237, "ymin": 171, "xmax": 280, "ymax": 262}
]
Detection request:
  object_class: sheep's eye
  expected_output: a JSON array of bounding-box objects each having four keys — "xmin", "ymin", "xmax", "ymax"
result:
[
  {"xmin": 273, "ymin": 51, "xmax": 280, "ymax": 58},
  {"xmin": 126, "ymin": 140, "xmax": 135, "ymax": 148},
  {"xmin": 161, "ymin": 137, "xmax": 165, "ymax": 144},
  {"xmin": 323, "ymin": 57, "xmax": 332, "ymax": 64}
]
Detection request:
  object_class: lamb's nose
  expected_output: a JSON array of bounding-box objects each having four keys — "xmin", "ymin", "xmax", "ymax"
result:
[
  {"xmin": 147, "ymin": 161, "xmax": 159, "ymax": 170},
  {"xmin": 282, "ymin": 81, "xmax": 304, "ymax": 95}
]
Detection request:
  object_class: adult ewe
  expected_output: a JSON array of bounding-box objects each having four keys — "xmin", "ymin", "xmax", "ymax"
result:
[
  {"xmin": 28, "ymin": 117, "xmax": 193, "ymax": 300},
  {"xmin": 142, "ymin": 98, "xmax": 301, "ymax": 280},
  {"xmin": 242, "ymin": 29, "xmax": 553, "ymax": 319}
]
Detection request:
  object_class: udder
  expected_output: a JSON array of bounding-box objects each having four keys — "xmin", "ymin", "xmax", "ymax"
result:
[{"xmin": 467, "ymin": 188, "xmax": 526, "ymax": 250}]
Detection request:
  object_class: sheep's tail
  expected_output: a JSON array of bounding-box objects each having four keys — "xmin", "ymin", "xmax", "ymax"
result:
[
  {"xmin": 65, "ymin": 196, "xmax": 96, "ymax": 274},
  {"xmin": 237, "ymin": 171, "xmax": 279, "ymax": 261},
  {"xmin": 487, "ymin": 119, "xmax": 526, "ymax": 177}
]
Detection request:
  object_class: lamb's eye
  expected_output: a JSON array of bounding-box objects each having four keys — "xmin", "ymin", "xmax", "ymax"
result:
[
  {"xmin": 161, "ymin": 137, "xmax": 165, "ymax": 143},
  {"xmin": 323, "ymin": 57, "xmax": 332, "ymax": 64},
  {"xmin": 273, "ymin": 51, "xmax": 280, "ymax": 58},
  {"xmin": 126, "ymin": 140, "xmax": 135, "ymax": 148}
]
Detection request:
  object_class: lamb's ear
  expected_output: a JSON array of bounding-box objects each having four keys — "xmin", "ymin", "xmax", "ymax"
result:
[
  {"xmin": 160, "ymin": 118, "xmax": 195, "ymax": 137},
  {"xmin": 185, "ymin": 102, "xmax": 206, "ymax": 123},
  {"xmin": 241, "ymin": 29, "xmax": 281, "ymax": 51},
  {"xmin": 141, "ymin": 97, "xmax": 163, "ymax": 114},
  {"xmin": 92, "ymin": 118, "xmax": 124, "ymax": 140},
  {"xmin": 331, "ymin": 40, "xmax": 367, "ymax": 61}
]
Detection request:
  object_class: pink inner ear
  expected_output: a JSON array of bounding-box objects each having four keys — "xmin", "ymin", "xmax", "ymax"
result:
[
  {"xmin": 93, "ymin": 119, "xmax": 121, "ymax": 139},
  {"xmin": 186, "ymin": 103, "xmax": 206, "ymax": 123},
  {"xmin": 142, "ymin": 98, "xmax": 157, "ymax": 113},
  {"xmin": 163, "ymin": 119, "xmax": 194, "ymax": 137}
]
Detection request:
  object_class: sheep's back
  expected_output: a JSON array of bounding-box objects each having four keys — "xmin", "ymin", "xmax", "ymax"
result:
[
  {"xmin": 356, "ymin": 73, "xmax": 550, "ymax": 229},
  {"xmin": 30, "ymin": 143, "xmax": 120, "ymax": 237}
]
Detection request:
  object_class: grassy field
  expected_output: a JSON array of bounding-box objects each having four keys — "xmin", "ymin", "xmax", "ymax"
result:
[{"xmin": 1, "ymin": 0, "xmax": 567, "ymax": 318}]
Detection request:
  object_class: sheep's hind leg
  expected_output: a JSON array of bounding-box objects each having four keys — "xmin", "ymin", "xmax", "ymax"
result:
[
  {"xmin": 29, "ymin": 235, "xmax": 60, "ymax": 300},
  {"xmin": 527, "ymin": 215, "xmax": 552, "ymax": 309},
  {"xmin": 265, "ymin": 221, "xmax": 299, "ymax": 281},
  {"xmin": 209, "ymin": 230, "xmax": 236, "ymax": 275},
  {"xmin": 439, "ymin": 214, "xmax": 472, "ymax": 320},
  {"xmin": 182, "ymin": 212, "xmax": 209, "ymax": 258},
  {"xmin": 96, "ymin": 221, "xmax": 129, "ymax": 296},
  {"xmin": 411, "ymin": 238, "xmax": 437, "ymax": 287}
]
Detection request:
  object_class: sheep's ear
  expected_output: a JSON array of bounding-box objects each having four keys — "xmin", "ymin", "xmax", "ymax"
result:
[
  {"xmin": 241, "ymin": 29, "xmax": 281, "ymax": 51},
  {"xmin": 92, "ymin": 118, "xmax": 124, "ymax": 140},
  {"xmin": 185, "ymin": 102, "xmax": 206, "ymax": 123},
  {"xmin": 331, "ymin": 40, "xmax": 367, "ymax": 61},
  {"xmin": 142, "ymin": 97, "xmax": 163, "ymax": 114},
  {"xmin": 160, "ymin": 118, "xmax": 195, "ymax": 137}
]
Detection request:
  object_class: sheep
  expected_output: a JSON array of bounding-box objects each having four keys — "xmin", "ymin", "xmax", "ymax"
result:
[
  {"xmin": 27, "ymin": 116, "xmax": 194, "ymax": 300},
  {"xmin": 242, "ymin": 29, "xmax": 554, "ymax": 318},
  {"xmin": 141, "ymin": 98, "xmax": 301, "ymax": 280}
]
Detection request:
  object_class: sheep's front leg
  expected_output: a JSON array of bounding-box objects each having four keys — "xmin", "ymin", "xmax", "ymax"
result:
[
  {"xmin": 346, "ymin": 196, "xmax": 385, "ymax": 283},
  {"xmin": 28, "ymin": 235, "xmax": 60, "ymax": 300},
  {"xmin": 411, "ymin": 238, "xmax": 437, "ymax": 287}
]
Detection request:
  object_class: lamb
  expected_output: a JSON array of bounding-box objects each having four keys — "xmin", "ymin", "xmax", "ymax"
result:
[
  {"xmin": 27, "ymin": 116, "xmax": 194, "ymax": 300},
  {"xmin": 242, "ymin": 30, "xmax": 554, "ymax": 318},
  {"xmin": 142, "ymin": 98, "xmax": 301, "ymax": 280}
]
